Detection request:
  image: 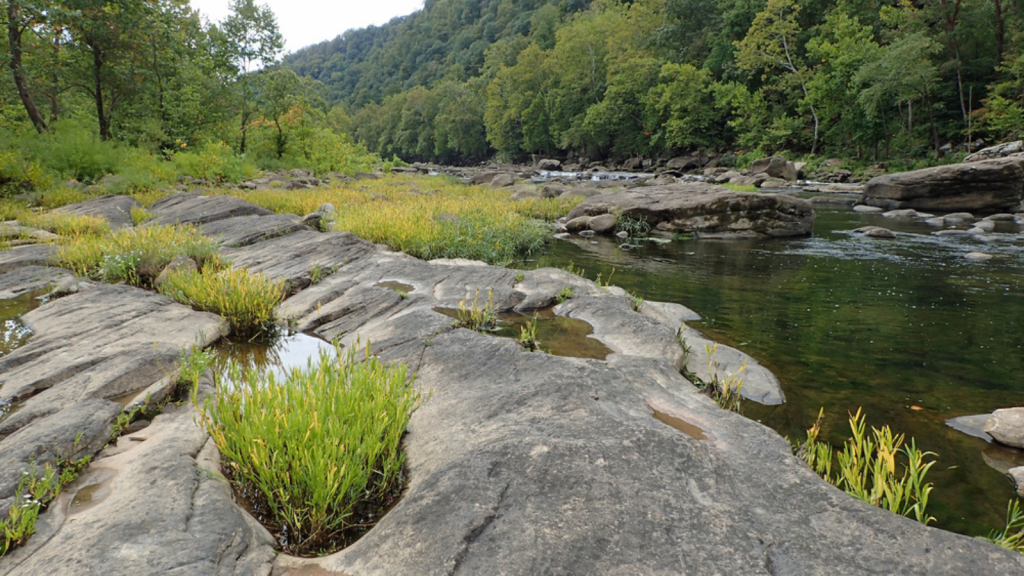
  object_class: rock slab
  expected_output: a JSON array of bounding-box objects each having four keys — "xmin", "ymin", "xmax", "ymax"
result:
[{"xmin": 862, "ymin": 158, "xmax": 1024, "ymax": 212}]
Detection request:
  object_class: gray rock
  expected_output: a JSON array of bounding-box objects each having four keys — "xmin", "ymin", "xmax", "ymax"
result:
[
  {"xmin": 973, "ymin": 219, "xmax": 997, "ymax": 232},
  {"xmin": 541, "ymin": 184, "xmax": 570, "ymax": 198},
  {"xmin": 986, "ymin": 408, "xmax": 1024, "ymax": 448},
  {"xmin": 153, "ymin": 255, "xmax": 197, "ymax": 288},
  {"xmin": 640, "ymin": 300, "xmax": 701, "ymax": 329},
  {"xmin": 588, "ymin": 213, "xmax": 617, "ymax": 234},
  {"xmin": 288, "ymin": 168, "xmax": 312, "ymax": 178},
  {"xmin": 750, "ymin": 156, "xmax": 799, "ymax": 181},
  {"xmin": 809, "ymin": 195, "xmax": 859, "ymax": 206},
  {"xmin": 615, "ymin": 231, "xmax": 628, "ymax": 238},
  {"xmin": 565, "ymin": 183, "xmax": 814, "ymax": 238},
  {"xmin": 353, "ymin": 172, "xmax": 380, "ymax": 181},
  {"xmin": 300, "ymin": 212, "xmax": 324, "ymax": 230},
  {"xmin": 564, "ymin": 216, "xmax": 593, "ymax": 233},
  {"xmin": 935, "ymin": 230, "xmax": 970, "ymax": 237},
  {"xmin": 862, "ymin": 158, "xmax": 1024, "ymax": 212},
  {"xmin": 964, "ymin": 140, "xmax": 1023, "ymax": 162},
  {"xmin": 0, "ymin": 245, "xmax": 58, "ymax": 273},
  {"xmin": 0, "ymin": 266, "xmax": 72, "ymax": 299},
  {"xmin": 147, "ymin": 193, "xmax": 273, "ymax": 226},
  {"xmin": 925, "ymin": 217, "xmax": 946, "ymax": 226},
  {"xmin": 578, "ymin": 230, "xmax": 596, "ymax": 237},
  {"xmin": 984, "ymin": 213, "xmax": 1018, "ymax": 221},
  {"xmin": 851, "ymin": 226, "xmax": 897, "ymax": 239},
  {"xmin": 946, "ymin": 413, "xmax": 994, "ymax": 442},
  {"xmin": 729, "ymin": 173, "xmax": 769, "ymax": 187},
  {"xmin": 56, "ymin": 194, "xmax": 141, "ymax": 229},
  {"xmin": 712, "ymin": 170, "xmax": 741, "ymax": 183},
  {"xmin": 469, "ymin": 171, "xmax": 501, "ymax": 185},
  {"xmin": 945, "ymin": 212, "xmax": 976, "ymax": 222},
  {"xmin": 490, "ymin": 173, "xmax": 516, "ymax": 188},
  {"xmin": 536, "ymin": 159, "xmax": 562, "ymax": 171},
  {"xmin": 1011, "ymin": 466, "xmax": 1024, "ymax": 496},
  {"xmin": 681, "ymin": 326, "xmax": 785, "ymax": 405},
  {"xmin": 200, "ymin": 213, "xmax": 305, "ymax": 248},
  {"xmin": 222, "ymin": 229, "xmax": 376, "ymax": 291},
  {"xmin": 883, "ymin": 209, "xmax": 928, "ymax": 218},
  {"xmin": 666, "ymin": 156, "xmax": 699, "ymax": 171},
  {"xmin": 318, "ymin": 203, "xmax": 337, "ymax": 219},
  {"xmin": 853, "ymin": 205, "xmax": 884, "ymax": 213}
]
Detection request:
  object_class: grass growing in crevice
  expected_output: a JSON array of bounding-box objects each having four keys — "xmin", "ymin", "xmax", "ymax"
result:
[
  {"xmin": 794, "ymin": 408, "xmax": 936, "ymax": 525},
  {"xmin": 157, "ymin": 268, "xmax": 284, "ymax": 338},
  {"xmin": 17, "ymin": 211, "xmax": 108, "ymax": 237},
  {"xmin": 196, "ymin": 345, "xmax": 419, "ymax": 555},
  {"xmin": 0, "ymin": 456, "xmax": 90, "ymax": 558},
  {"xmin": 616, "ymin": 214, "xmax": 651, "ymax": 237},
  {"xmin": 555, "ymin": 286, "xmax": 574, "ymax": 303},
  {"xmin": 517, "ymin": 314, "xmax": 543, "ymax": 352},
  {"xmin": 56, "ymin": 224, "xmax": 219, "ymax": 287},
  {"xmin": 685, "ymin": 342, "xmax": 744, "ymax": 413},
  {"xmin": 452, "ymin": 289, "xmax": 497, "ymax": 332}
]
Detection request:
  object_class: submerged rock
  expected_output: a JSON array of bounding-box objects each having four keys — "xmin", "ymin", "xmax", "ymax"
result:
[
  {"xmin": 862, "ymin": 158, "xmax": 1024, "ymax": 212},
  {"xmin": 851, "ymin": 226, "xmax": 897, "ymax": 239},
  {"xmin": 565, "ymin": 183, "xmax": 814, "ymax": 238}
]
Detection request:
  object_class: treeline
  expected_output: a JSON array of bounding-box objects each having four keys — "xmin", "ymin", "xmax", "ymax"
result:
[
  {"xmin": 289, "ymin": 0, "xmax": 1024, "ymax": 165},
  {"xmin": 0, "ymin": 0, "xmax": 376, "ymax": 192}
]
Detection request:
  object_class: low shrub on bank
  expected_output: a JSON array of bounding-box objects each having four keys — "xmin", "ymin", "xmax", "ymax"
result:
[
  {"xmin": 158, "ymin": 268, "xmax": 283, "ymax": 337},
  {"xmin": 795, "ymin": 408, "xmax": 936, "ymax": 525},
  {"xmin": 56, "ymin": 224, "xmax": 219, "ymax": 287},
  {"xmin": 226, "ymin": 175, "xmax": 580, "ymax": 265},
  {"xmin": 196, "ymin": 346, "xmax": 419, "ymax": 555}
]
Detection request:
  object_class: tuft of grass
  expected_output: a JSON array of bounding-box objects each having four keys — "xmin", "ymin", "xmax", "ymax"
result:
[
  {"xmin": 616, "ymin": 214, "xmax": 651, "ymax": 237},
  {"xmin": 36, "ymin": 187, "xmax": 90, "ymax": 210},
  {"xmin": 18, "ymin": 211, "xmax": 108, "ymax": 237},
  {"xmin": 0, "ymin": 200, "xmax": 28, "ymax": 222},
  {"xmin": 517, "ymin": 314, "xmax": 543, "ymax": 352},
  {"xmin": 196, "ymin": 345, "xmax": 419, "ymax": 555},
  {"xmin": 0, "ymin": 456, "xmax": 90, "ymax": 558},
  {"xmin": 986, "ymin": 500, "xmax": 1024, "ymax": 552},
  {"xmin": 795, "ymin": 408, "xmax": 936, "ymax": 525},
  {"xmin": 55, "ymin": 224, "xmax": 219, "ymax": 287},
  {"xmin": 514, "ymin": 272, "xmax": 524, "ymax": 283},
  {"xmin": 157, "ymin": 268, "xmax": 284, "ymax": 338},
  {"xmin": 720, "ymin": 183, "xmax": 759, "ymax": 193},
  {"xmin": 452, "ymin": 289, "xmax": 497, "ymax": 332},
  {"xmin": 561, "ymin": 261, "xmax": 586, "ymax": 277},
  {"xmin": 309, "ymin": 262, "xmax": 336, "ymax": 285},
  {"xmin": 699, "ymin": 342, "xmax": 744, "ymax": 412},
  {"xmin": 130, "ymin": 205, "xmax": 152, "ymax": 226},
  {"xmin": 628, "ymin": 291, "xmax": 644, "ymax": 312},
  {"xmin": 555, "ymin": 286, "xmax": 574, "ymax": 303}
]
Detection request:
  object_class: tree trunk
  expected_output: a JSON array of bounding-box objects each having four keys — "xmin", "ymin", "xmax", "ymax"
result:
[
  {"xmin": 994, "ymin": 0, "xmax": 1005, "ymax": 64},
  {"xmin": 925, "ymin": 93, "xmax": 940, "ymax": 155},
  {"xmin": 92, "ymin": 44, "xmax": 110, "ymax": 140},
  {"xmin": 6, "ymin": 0, "xmax": 48, "ymax": 132}
]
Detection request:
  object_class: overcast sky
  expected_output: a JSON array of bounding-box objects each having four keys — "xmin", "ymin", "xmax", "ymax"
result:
[{"xmin": 189, "ymin": 0, "xmax": 425, "ymax": 54}]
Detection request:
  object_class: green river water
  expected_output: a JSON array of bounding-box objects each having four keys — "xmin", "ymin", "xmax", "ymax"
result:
[{"xmin": 521, "ymin": 205, "xmax": 1024, "ymax": 536}]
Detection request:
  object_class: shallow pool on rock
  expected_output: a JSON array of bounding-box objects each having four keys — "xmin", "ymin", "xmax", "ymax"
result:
[
  {"xmin": 521, "ymin": 207, "xmax": 1024, "ymax": 535},
  {"xmin": 0, "ymin": 289, "xmax": 48, "ymax": 358},
  {"xmin": 212, "ymin": 331, "xmax": 337, "ymax": 383}
]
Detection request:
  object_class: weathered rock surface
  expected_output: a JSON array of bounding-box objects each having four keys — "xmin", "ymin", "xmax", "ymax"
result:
[
  {"xmin": 0, "ymin": 244, "xmax": 58, "ymax": 273},
  {"xmin": 986, "ymin": 408, "xmax": 1024, "ymax": 448},
  {"xmin": 222, "ymin": 229, "xmax": 376, "ymax": 291},
  {"xmin": 680, "ymin": 326, "xmax": 785, "ymax": 405},
  {"xmin": 964, "ymin": 140, "xmax": 1023, "ymax": 162},
  {"xmin": 200, "ymin": 213, "xmax": 305, "ymax": 247},
  {"xmin": 0, "ymin": 399, "xmax": 276, "ymax": 576},
  {"xmin": 750, "ymin": 155, "xmax": 800, "ymax": 181},
  {"xmin": 146, "ymin": 192, "xmax": 273, "ymax": 226},
  {"xmin": 566, "ymin": 183, "xmax": 814, "ymax": 238},
  {"xmin": 56, "ymin": 194, "xmax": 141, "ymax": 229},
  {"xmin": 862, "ymin": 158, "xmax": 1024, "ymax": 212},
  {"xmin": 0, "ymin": 265, "xmax": 72, "ymax": 299},
  {"xmin": 0, "ymin": 282, "xmax": 227, "ymax": 518}
]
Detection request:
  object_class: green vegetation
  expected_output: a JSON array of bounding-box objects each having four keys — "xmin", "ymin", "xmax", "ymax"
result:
[
  {"xmin": 56, "ymin": 225, "xmax": 220, "ymax": 288},
  {"xmin": 17, "ymin": 212, "xmax": 108, "ymax": 237},
  {"xmin": 616, "ymin": 215, "xmax": 651, "ymax": 238},
  {"xmin": 157, "ymin": 268, "xmax": 284, "ymax": 337},
  {"xmin": 986, "ymin": 500, "xmax": 1024, "ymax": 552},
  {"xmin": 1, "ymin": 457, "xmax": 89, "ymax": 558},
  {"xmin": 177, "ymin": 345, "xmax": 217, "ymax": 393},
  {"xmin": 699, "ymin": 342, "xmax": 744, "ymax": 413},
  {"xmin": 452, "ymin": 289, "xmax": 498, "ymax": 332},
  {"xmin": 284, "ymin": 0, "xmax": 1024, "ymax": 167},
  {"xmin": 196, "ymin": 346, "xmax": 419, "ymax": 555},
  {"xmin": 517, "ymin": 314, "xmax": 543, "ymax": 351},
  {"xmin": 796, "ymin": 408, "xmax": 936, "ymax": 525},
  {"xmin": 555, "ymin": 286, "xmax": 574, "ymax": 303}
]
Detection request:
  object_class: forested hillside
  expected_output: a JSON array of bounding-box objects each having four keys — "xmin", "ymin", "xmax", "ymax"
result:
[{"xmin": 286, "ymin": 0, "xmax": 1024, "ymax": 166}]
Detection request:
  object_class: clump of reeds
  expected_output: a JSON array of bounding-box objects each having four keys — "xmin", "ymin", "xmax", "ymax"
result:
[{"xmin": 157, "ymin": 267, "xmax": 283, "ymax": 337}]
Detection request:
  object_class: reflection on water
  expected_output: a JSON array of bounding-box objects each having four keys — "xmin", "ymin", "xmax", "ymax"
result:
[
  {"xmin": 434, "ymin": 306, "xmax": 614, "ymax": 360},
  {"xmin": 213, "ymin": 332, "xmax": 337, "ymax": 384},
  {"xmin": 521, "ymin": 206, "xmax": 1024, "ymax": 535},
  {"xmin": 1, "ymin": 289, "xmax": 49, "ymax": 358}
]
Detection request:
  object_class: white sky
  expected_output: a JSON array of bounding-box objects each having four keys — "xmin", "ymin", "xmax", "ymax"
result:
[{"xmin": 189, "ymin": 0, "xmax": 425, "ymax": 54}]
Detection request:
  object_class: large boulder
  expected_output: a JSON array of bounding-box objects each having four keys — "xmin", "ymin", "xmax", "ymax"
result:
[
  {"xmin": 985, "ymin": 408, "xmax": 1024, "ymax": 448},
  {"xmin": 665, "ymin": 156, "xmax": 700, "ymax": 171},
  {"xmin": 964, "ymin": 141, "xmax": 1023, "ymax": 163},
  {"xmin": 536, "ymin": 158, "xmax": 562, "ymax": 171},
  {"xmin": 565, "ymin": 183, "xmax": 814, "ymax": 238},
  {"xmin": 861, "ymin": 158, "xmax": 1024, "ymax": 212},
  {"xmin": 750, "ymin": 156, "xmax": 800, "ymax": 181}
]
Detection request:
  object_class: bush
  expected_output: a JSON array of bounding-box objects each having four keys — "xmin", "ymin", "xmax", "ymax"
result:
[
  {"xmin": 17, "ymin": 120, "xmax": 121, "ymax": 183},
  {"xmin": 197, "ymin": 346, "xmax": 419, "ymax": 555},
  {"xmin": 171, "ymin": 141, "xmax": 257, "ymax": 184},
  {"xmin": 56, "ymin": 224, "xmax": 220, "ymax": 287},
  {"xmin": 157, "ymin": 268, "xmax": 283, "ymax": 337}
]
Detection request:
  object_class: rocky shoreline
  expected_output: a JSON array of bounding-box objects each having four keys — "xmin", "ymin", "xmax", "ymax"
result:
[{"xmin": 1, "ymin": 193, "xmax": 1024, "ymax": 574}]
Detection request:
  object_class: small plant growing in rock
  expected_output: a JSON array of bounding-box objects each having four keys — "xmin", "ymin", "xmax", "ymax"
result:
[
  {"xmin": 615, "ymin": 214, "xmax": 651, "ymax": 238},
  {"xmin": 0, "ymin": 456, "xmax": 90, "ymax": 558},
  {"xmin": 158, "ymin": 268, "xmax": 284, "ymax": 338},
  {"xmin": 517, "ymin": 314, "xmax": 543, "ymax": 352},
  {"xmin": 628, "ymin": 291, "xmax": 644, "ymax": 312},
  {"xmin": 514, "ymin": 272, "xmax": 525, "ymax": 283},
  {"xmin": 555, "ymin": 286, "xmax": 574, "ymax": 303},
  {"xmin": 453, "ymin": 289, "xmax": 497, "ymax": 332},
  {"xmin": 701, "ymin": 342, "xmax": 744, "ymax": 412},
  {"xmin": 309, "ymin": 262, "xmax": 337, "ymax": 285}
]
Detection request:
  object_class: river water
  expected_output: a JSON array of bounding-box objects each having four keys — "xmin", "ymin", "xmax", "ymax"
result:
[{"xmin": 521, "ymin": 205, "xmax": 1024, "ymax": 535}]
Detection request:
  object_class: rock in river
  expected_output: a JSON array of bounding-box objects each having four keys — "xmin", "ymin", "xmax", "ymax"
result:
[
  {"xmin": 986, "ymin": 407, "xmax": 1024, "ymax": 448},
  {"xmin": 861, "ymin": 157, "xmax": 1024, "ymax": 212},
  {"xmin": 565, "ymin": 183, "xmax": 814, "ymax": 238}
]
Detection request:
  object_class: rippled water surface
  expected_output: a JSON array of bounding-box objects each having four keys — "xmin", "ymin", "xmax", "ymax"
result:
[{"xmin": 523, "ymin": 206, "xmax": 1024, "ymax": 535}]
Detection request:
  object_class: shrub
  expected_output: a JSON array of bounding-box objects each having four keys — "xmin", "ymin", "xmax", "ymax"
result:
[
  {"xmin": 795, "ymin": 408, "xmax": 936, "ymax": 525},
  {"xmin": 171, "ymin": 141, "xmax": 257, "ymax": 184},
  {"xmin": 196, "ymin": 345, "xmax": 419, "ymax": 555},
  {"xmin": 157, "ymin": 268, "xmax": 284, "ymax": 337},
  {"xmin": 56, "ymin": 224, "xmax": 219, "ymax": 287},
  {"xmin": 18, "ymin": 120, "xmax": 121, "ymax": 183}
]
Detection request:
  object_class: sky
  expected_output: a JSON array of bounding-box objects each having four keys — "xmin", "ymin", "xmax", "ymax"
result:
[{"xmin": 189, "ymin": 0, "xmax": 425, "ymax": 54}]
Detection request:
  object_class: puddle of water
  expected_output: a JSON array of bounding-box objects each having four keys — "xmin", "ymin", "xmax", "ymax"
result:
[
  {"xmin": 375, "ymin": 280, "xmax": 414, "ymax": 294},
  {"xmin": 69, "ymin": 469, "xmax": 118, "ymax": 515},
  {"xmin": 651, "ymin": 408, "xmax": 708, "ymax": 440},
  {"xmin": 434, "ymin": 307, "xmax": 613, "ymax": 360},
  {"xmin": 213, "ymin": 332, "xmax": 337, "ymax": 384},
  {"xmin": 0, "ymin": 289, "xmax": 50, "ymax": 358}
]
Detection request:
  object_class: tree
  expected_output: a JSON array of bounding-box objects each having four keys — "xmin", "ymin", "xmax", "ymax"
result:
[
  {"xmin": 735, "ymin": 0, "xmax": 821, "ymax": 154},
  {"xmin": 221, "ymin": 0, "xmax": 282, "ymax": 153},
  {"xmin": 4, "ymin": 0, "xmax": 49, "ymax": 131}
]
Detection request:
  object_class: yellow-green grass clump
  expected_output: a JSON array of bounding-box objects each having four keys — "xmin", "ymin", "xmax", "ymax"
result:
[
  {"xmin": 18, "ymin": 211, "xmax": 109, "ymax": 237},
  {"xmin": 158, "ymin": 268, "xmax": 283, "ymax": 337},
  {"xmin": 225, "ymin": 175, "xmax": 582, "ymax": 265},
  {"xmin": 197, "ymin": 346, "xmax": 419, "ymax": 555},
  {"xmin": 56, "ymin": 224, "xmax": 219, "ymax": 287},
  {"xmin": 796, "ymin": 408, "xmax": 936, "ymax": 525}
]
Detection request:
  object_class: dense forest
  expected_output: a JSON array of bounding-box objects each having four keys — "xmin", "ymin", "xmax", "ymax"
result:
[
  {"xmin": 0, "ymin": 0, "xmax": 378, "ymax": 194},
  {"xmin": 286, "ymin": 0, "xmax": 1024, "ymax": 165}
]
